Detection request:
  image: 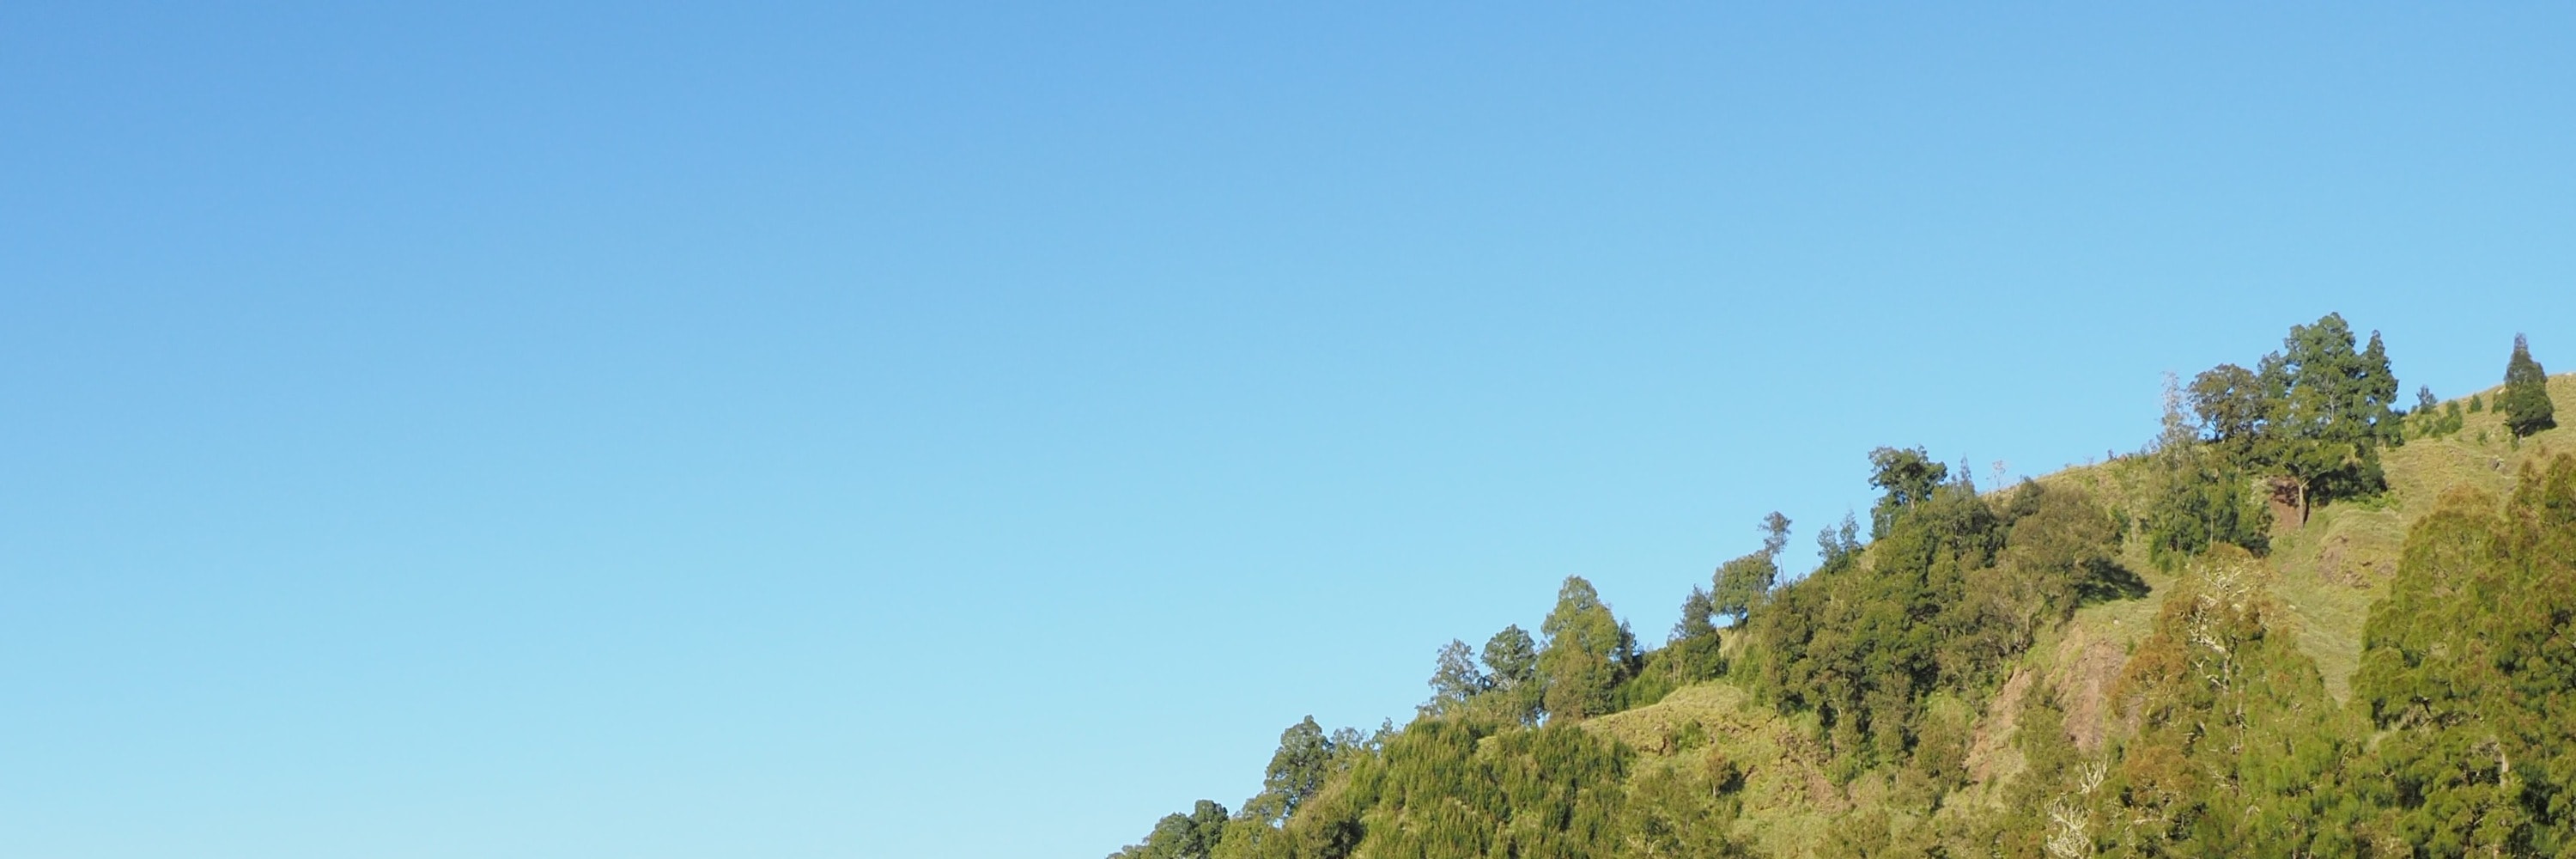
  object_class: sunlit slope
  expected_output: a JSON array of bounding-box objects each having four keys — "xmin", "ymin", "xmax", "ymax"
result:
[{"xmin": 1569, "ymin": 374, "xmax": 2575, "ymax": 854}]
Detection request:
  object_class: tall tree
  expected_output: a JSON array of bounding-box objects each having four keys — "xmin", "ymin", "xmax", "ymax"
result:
[
  {"xmin": 2096, "ymin": 548, "xmax": 2362, "ymax": 856},
  {"xmin": 2501, "ymin": 333, "xmax": 2556, "ymax": 437},
  {"xmin": 1480, "ymin": 624, "xmax": 1542, "ymax": 725},
  {"xmin": 2189, "ymin": 362, "xmax": 2267, "ymax": 442},
  {"xmin": 2247, "ymin": 314, "xmax": 2402, "ymax": 521},
  {"xmin": 1664, "ymin": 586, "xmax": 1725, "ymax": 684},
  {"xmin": 1538, "ymin": 576, "xmax": 1629, "ymax": 721},
  {"xmin": 2148, "ymin": 375, "xmax": 2269, "ymax": 567},
  {"xmin": 1710, "ymin": 511, "xmax": 1793, "ymax": 624},
  {"xmin": 1247, "ymin": 716, "xmax": 1332, "ymax": 825},
  {"xmin": 1419, "ymin": 639, "xmax": 1487, "ymax": 718},
  {"xmin": 2354, "ymin": 454, "xmax": 2576, "ymax": 855},
  {"xmin": 1110, "ymin": 800, "xmax": 1231, "ymax": 859},
  {"xmin": 1867, "ymin": 447, "xmax": 1947, "ymax": 538}
]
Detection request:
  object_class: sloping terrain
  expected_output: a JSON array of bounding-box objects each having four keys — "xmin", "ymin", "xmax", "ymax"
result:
[
  {"xmin": 1112, "ymin": 365, "xmax": 2576, "ymax": 859},
  {"xmin": 1565, "ymin": 373, "xmax": 2576, "ymax": 855}
]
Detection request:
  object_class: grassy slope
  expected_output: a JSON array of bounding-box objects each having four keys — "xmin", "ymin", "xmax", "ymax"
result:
[
  {"xmin": 1575, "ymin": 373, "xmax": 2576, "ymax": 856},
  {"xmin": 2269, "ymin": 371, "xmax": 2576, "ymax": 700}
]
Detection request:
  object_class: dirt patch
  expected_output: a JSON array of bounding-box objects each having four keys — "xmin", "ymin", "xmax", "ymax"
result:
[
  {"xmin": 2268, "ymin": 477, "xmax": 2305, "ymax": 533},
  {"xmin": 2315, "ymin": 533, "xmax": 2384, "ymax": 588},
  {"xmin": 1966, "ymin": 670, "xmax": 2030, "ymax": 789},
  {"xmin": 2045, "ymin": 629, "xmax": 2129, "ymax": 753}
]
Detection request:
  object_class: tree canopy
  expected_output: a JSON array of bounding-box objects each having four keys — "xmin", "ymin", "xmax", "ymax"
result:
[{"xmin": 2501, "ymin": 333, "xmax": 2556, "ymax": 437}]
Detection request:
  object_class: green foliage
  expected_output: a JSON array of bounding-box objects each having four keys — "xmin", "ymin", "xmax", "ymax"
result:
[
  {"xmin": 1749, "ymin": 454, "xmax": 2143, "ymax": 784},
  {"xmin": 1621, "ymin": 757, "xmax": 1755, "ymax": 857},
  {"xmin": 2141, "ymin": 442, "xmax": 2270, "ymax": 570},
  {"xmin": 2189, "ymin": 362, "xmax": 2266, "ymax": 442},
  {"xmin": 1866, "ymin": 446, "xmax": 1948, "ymax": 538},
  {"xmin": 1479, "ymin": 625, "xmax": 1543, "ymax": 726},
  {"xmin": 1659, "ymin": 587, "xmax": 1724, "ymax": 685},
  {"xmin": 1816, "ymin": 512, "xmax": 1862, "ymax": 570},
  {"xmin": 1245, "ymin": 719, "xmax": 1636, "ymax": 859},
  {"xmin": 1110, "ymin": 801, "xmax": 1232, "ymax": 859},
  {"xmin": 1540, "ymin": 576, "xmax": 1634, "ymax": 722},
  {"xmin": 1419, "ymin": 640, "xmax": 1485, "ymax": 718},
  {"xmin": 2410, "ymin": 387, "xmax": 2468, "ymax": 439},
  {"xmin": 2502, "ymin": 333, "xmax": 2557, "ymax": 437},
  {"xmin": 1119, "ymin": 336, "xmax": 2573, "ymax": 858},
  {"xmin": 2093, "ymin": 548, "xmax": 2366, "ymax": 856},
  {"xmin": 1752, "ymin": 450, "xmax": 2119, "ymax": 769},
  {"xmin": 1710, "ymin": 512, "xmax": 1792, "ymax": 624},
  {"xmin": 1989, "ymin": 679, "xmax": 2081, "ymax": 858},
  {"xmin": 1248, "ymin": 716, "xmax": 1334, "ymax": 825},
  {"xmin": 2352, "ymin": 454, "xmax": 2576, "ymax": 856},
  {"xmin": 2150, "ymin": 375, "xmax": 2273, "ymax": 568},
  {"xmin": 2186, "ymin": 314, "xmax": 2405, "ymax": 522}
]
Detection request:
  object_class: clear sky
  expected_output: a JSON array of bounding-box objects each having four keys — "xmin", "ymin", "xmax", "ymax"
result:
[{"xmin": 3, "ymin": 3, "xmax": 2571, "ymax": 857}]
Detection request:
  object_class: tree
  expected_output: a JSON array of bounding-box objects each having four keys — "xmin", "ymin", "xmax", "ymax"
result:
[
  {"xmin": 1663, "ymin": 586, "xmax": 1725, "ymax": 684},
  {"xmin": 2352, "ymin": 454, "xmax": 2576, "ymax": 855},
  {"xmin": 2146, "ymin": 376, "xmax": 2269, "ymax": 568},
  {"xmin": 1420, "ymin": 639, "xmax": 1487, "ymax": 718},
  {"xmin": 1816, "ymin": 512, "xmax": 1862, "ymax": 570},
  {"xmin": 1710, "ymin": 511, "xmax": 1792, "ymax": 624},
  {"xmin": 2501, "ymin": 333, "xmax": 2556, "ymax": 437},
  {"xmin": 1672, "ymin": 588, "xmax": 1716, "ymax": 643},
  {"xmin": 2242, "ymin": 314, "xmax": 2402, "ymax": 521},
  {"xmin": 1109, "ymin": 800, "xmax": 1232, "ymax": 859},
  {"xmin": 2096, "ymin": 548, "xmax": 2361, "ymax": 856},
  {"xmin": 1480, "ymin": 625, "xmax": 1542, "ymax": 725},
  {"xmin": 1480, "ymin": 625, "xmax": 1537, "ymax": 689},
  {"xmin": 1247, "ymin": 716, "xmax": 1332, "ymax": 824},
  {"xmin": 2188, "ymin": 362, "xmax": 2266, "ymax": 442},
  {"xmin": 1868, "ymin": 447, "xmax": 1947, "ymax": 538},
  {"xmin": 1538, "ymin": 576, "xmax": 1629, "ymax": 721}
]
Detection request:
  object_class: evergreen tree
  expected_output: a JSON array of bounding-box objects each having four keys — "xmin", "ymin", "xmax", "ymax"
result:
[
  {"xmin": 1247, "ymin": 716, "xmax": 1332, "ymax": 824},
  {"xmin": 1867, "ymin": 446, "xmax": 1947, "ymax": 538},
  {"xmin": 1480, "ymin": 625, "xmax": 1536, "ymax": 686},
  {"xmin": 1479, "ymin": 625, "xmax": 1542, "ymax": 725},
  {"xmin": 2245, "ymin": 314, "xmax": 2402, "ymax": 521},
  {"xmin": 1110, "ymin": 800, "xmax": 1232, "ymax": 859},
  {"xmin": 1710, "ymin": 511, "xmax": 1791, "ymax": 624},
  {"xmin": 1419, "ymin": 639, "xmax": 1486, "ymax": 718},
  {"xmin": 2353, "ymin": 454, "xmax": 2576, "ymax": 855},
  {"xmin": 2501, "ymin": 333, "xmax": 2556, "ymax": 436},
  {"xmin": 1663, "ymin": 586, "xmax": 1725, "ymax": 684},
  {"xmin": 2092, "ymin": 548, "xmax": 2365, "ymax": 856},
  {"xmin": 1538, "ymin": 576, "xmax": 1628, "ymax": 721}
]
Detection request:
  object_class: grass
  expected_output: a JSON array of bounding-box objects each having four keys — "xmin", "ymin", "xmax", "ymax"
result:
[
  {"xmin": 1584, "ymin": 682, "xmax": 1844, "ymax": 856},
  {"xmin": 2262, "ymin": 372, "xmax": 2576, "ymax": 701},
  {"xmin": 1564, "ymin": 375, "xmax": 2576, "ymax": 856}
]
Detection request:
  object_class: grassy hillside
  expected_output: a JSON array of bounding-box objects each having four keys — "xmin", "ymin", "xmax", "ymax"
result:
[
  {"xmin": 1564, "ymin": 374, "xmax": 2576, "ymax": 856},
  {"xmin": 2265, "ymin": 371, "xmax": 2576, "ymax": 700},
  {"xmin": 1113, "ymin": 360, "xmax": 2576, "ymax": 859}
]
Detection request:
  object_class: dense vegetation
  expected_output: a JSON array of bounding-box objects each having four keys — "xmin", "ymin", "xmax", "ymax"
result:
[{"xmin": 1111, "ymin": 318, "xmax": 2574, "ymax": 858}]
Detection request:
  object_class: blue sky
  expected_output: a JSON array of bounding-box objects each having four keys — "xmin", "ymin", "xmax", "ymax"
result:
[{"xmin": 3, "ymin": 3, "xmax": 2572, "ymax": 857}]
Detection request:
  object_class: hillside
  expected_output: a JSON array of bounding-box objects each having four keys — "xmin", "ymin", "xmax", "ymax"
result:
[
  {"xmin": 1571, "ymin": 371, "xmax": 2576, "ymax": 857},
  {"xmin": 1110, "ymin": 322, "xmax": 2576, "ymax": 859}
]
